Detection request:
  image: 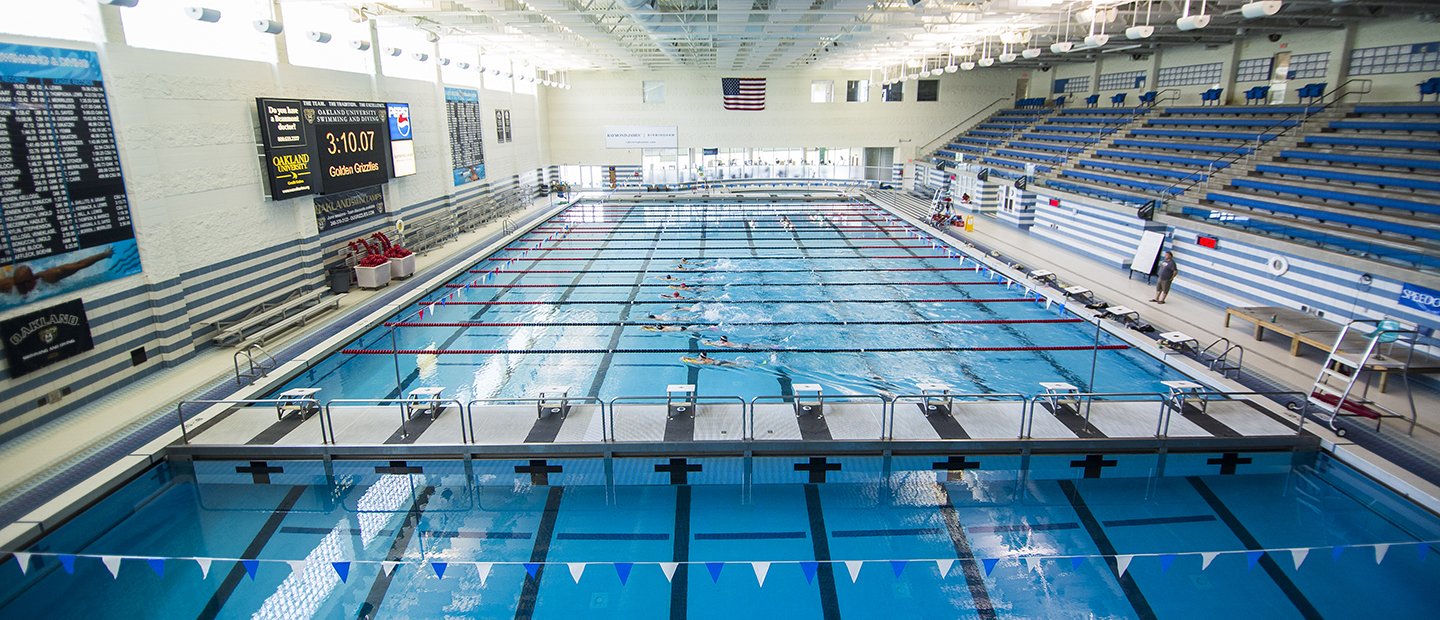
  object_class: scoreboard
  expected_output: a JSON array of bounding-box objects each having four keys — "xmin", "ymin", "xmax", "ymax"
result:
[{"xmin": 256, "ymin": 98, "xmax": 397, "ymax": 199}]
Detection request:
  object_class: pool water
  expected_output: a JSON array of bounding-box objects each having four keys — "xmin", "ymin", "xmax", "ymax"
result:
[
  {"xmin": 2, "ymin": 451, "xmax": 1437, "ymax": 618},
  {"xmin": 273, "ymin": 200, "xmax": 1186, "ymax": 403}
]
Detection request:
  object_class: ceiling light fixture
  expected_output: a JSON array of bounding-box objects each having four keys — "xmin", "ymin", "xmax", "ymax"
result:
[
  {"xmin": 1177, "ymin": 0, "xmax": 1211, "ymax": 30},
  {"xmin": 1239, "ymin": 1, "xmax": 1283, "ymax": 18}
]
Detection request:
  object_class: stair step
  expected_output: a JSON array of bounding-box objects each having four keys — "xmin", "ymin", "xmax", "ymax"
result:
[{"xmin": 1307, "ymin": 396, "xmax": 1341, "ymax": 413}]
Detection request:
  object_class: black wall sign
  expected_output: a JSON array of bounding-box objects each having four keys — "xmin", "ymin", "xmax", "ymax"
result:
[
  {"xmin": 314, "ymin": 185, "xmax": 385, "ymax": 232},
  {"xmin": 306, "ymin": 100, "xmax": 391, "ymax": 194},
  {"xmin": 1, "ymin": 298, "xmax": 94, "ymax": 377},
  {"xmin": 255, "ymin": 98, "xmax": 316, "ymax": 199},
  {"xmin": 495, "ymin": 109, "xmax": 506, "ymax": 143}
]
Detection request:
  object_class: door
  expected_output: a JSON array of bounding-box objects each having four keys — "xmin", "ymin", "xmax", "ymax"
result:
[
  {"xmin": 1268, "ymin": 51, "xmax": 1292, "ymax": 104},
  {"xmin": 863, "ymin": 147, "xmax": 895, "ymax": 181}
]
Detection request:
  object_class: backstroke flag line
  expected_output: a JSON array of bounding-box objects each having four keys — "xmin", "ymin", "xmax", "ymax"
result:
[{"xmin": 722, "ymin": 78, "xmax": 766, "ymax": 111}]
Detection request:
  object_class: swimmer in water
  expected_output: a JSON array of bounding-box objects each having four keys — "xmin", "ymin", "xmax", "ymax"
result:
[
  {"xmin": 642, "ymin": 324, "xmax": 688, "ymax": 332},
  {"xmin": 658, "ymin": 274, "xmax": 679, "ymax": 281},
  {"xmin": 701, "ymin": 335, "xmax": 748, "ymax": 349},
  {"xmin": 661, "ymin": 291, "xmax": 690, "ymax": 300},
  {"xmin": 668, "ymin": 282, "xmax": 695, "ymax": 291},
  {"xmin": 683, "ymin": 352, "xmax": 733, "ymax": 367}
]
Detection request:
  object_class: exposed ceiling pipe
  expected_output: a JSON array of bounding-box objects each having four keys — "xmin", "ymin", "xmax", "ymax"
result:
[{"xmin": 614, "ymin": 0, "xmax": 686, "ymax": 65}]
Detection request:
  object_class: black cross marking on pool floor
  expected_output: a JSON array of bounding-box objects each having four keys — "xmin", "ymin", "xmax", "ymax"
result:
[
  {"xmin": 932, "ymin": 456, "xmax": 981, "ymax": 481},
  {"xmin": 1071, "ymin": 454, "xmax": 1118, "ymax": 479},
  {"xmin": 655, "ymin": 458, "xmax": 703, "ymax": 485},
  {"xmin": 515, "ymin": 459, "xmax": 563, "ymax": 485},
  {"xmin": 794, "ymin": 457, "xmax": 842, "ymax": 483},
  {"xmin": 375, "ymin": 461, "xmax": 424, "ymax": 475},
  {"xmin": 235, "ymin": 461, "xmax": 284, "ymax": 484},
  {"xmin": 1207, "ymin": 452, "xmax": 1253, "ymax": 475}
]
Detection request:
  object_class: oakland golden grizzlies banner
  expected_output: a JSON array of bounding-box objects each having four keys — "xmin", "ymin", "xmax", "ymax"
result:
[{"xmin": 1, "ymin": 298, "xmax": 94, "ymax": 377}]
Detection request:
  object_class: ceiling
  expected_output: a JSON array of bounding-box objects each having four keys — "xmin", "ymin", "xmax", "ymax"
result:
[{"xmin": 324, "ymin": 0, "xmax": 1437, "ymax": 74}]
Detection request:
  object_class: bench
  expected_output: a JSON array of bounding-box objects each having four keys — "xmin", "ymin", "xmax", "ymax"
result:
[
  {"xmin": 1277, "ymin": 150, "xmax": 1440, "ymax": 172},
  {"xmin": 1008, "ymin": 141, "xmax": 1085, "ymax": 154},
  {"xmin": 1303, "ymin": 135, "xmax": 1440, "ymax": 151},
  {"xmin": 1021, "ymin": 132, "xmax": 1101, "ymax": 144},
  {"xmin": 1166, "ymin": 105, "xmax": 1314, "ymax": 116},
  {"xmin": 994, "ymin": 149, "xmax": 1066, "ymax": 164},
  {"xmin": 239, "ymin": 294, "xmax": 344, "ymax": 348},
  {"xmin": 1229, "ymin": 178, "xmax": 1440, "ymax": 215},
  {"xmin": 1034, "ymin": 124, "xmax": 1113, "ymax": 134},
  {"xmin": 1352, "ymin": 104, "xmax": 1440, "ymax": 115},
  {"xmin": 1111, "ymin": 138, "xmax": 1253, "ymax": 155},
  {"xmin": 1149, "ymin": 118, "xmax": 1297, "ymax": 128},
  {"xmin": 1062, "ymin": 170, "xmax": 1183, "ymax": 194},
  {"xmin": 970, "ymin": 130, "xmax": 1012, "ymax": 138},
  {"xmin": 1046, "ymin": 179, "xmax": 1150, "ymax": 205},
  {"xmin": 1094, "ymin": 149, "xmax": 1232, "ymax": 169},
  {"xmin": 1082, "ymin": 160, "xmax": 1207, "ymax": 181},
  {"xmin": 1254, "ymin": 164, "xmax": 1440, "ymax": 192},
  {"xmin": 208, "ymin": 290, "xmax": 327, "ymax": 346},
  {"xmin": 1204, "ymin": 192, "xmax": 1440, "ymax": 240},
  {"xmin": 1329, "ymin": 120, "xmax": 1440, "ymax": 132},
  {"xmin": 1179, "ymin": 206, "xmax": 1440, "ymax": 270},
  {"xmin": 1131, "ymin": 128, "xmax": 1275, "ymax": 141}
]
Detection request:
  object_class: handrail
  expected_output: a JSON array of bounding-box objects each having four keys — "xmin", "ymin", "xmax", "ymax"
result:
[
  {"xmin": 749, "ymin": 394, "xmax": 891, "ymax": 440},
  {"xmin": 175, "ymin": 398, "xmax": 322, "ymax": 445},
  {"xmin": 233, "ymin": 343, "xmax": 275, "ymax": 386},
  {"xmin": 1027, "ymin": 391, "xmax": 1167, "ymax": 438},
  {"xmin": 916, "ymin": 96, "xmax": 1015, "ymax": 159},
  {"xmin": 323, "ymin": 398, "xmax": 466, "ymax": 445},
  {"xmin": 465, "ymin": 397, "xmax": 606, "ymax": 443},
  {"xmin": 1163, "ymin": 390, "xmax": 1310, "ymax": 436},
  {"xmin": 1149, "ymin": 78, "xmax": 1374, "ymax": 203},
  {"xmin": 888, "ymin": 393, "xmax": 1029, "ymax": 440},
  {"xmin": 606, "ymin": 395, "xmax": 748, "ymax": 441}
]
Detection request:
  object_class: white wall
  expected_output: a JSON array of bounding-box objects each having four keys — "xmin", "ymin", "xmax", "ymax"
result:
[{"xmin": 545, "ymin": 69, "xmax": 1025, "ymax": 165}]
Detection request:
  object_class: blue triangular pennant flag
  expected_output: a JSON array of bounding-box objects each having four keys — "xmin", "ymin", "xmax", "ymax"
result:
[
  {"xmin": 1070, "ymin": 557, "xmax": 1083, "ymax": 570},
  {"xmin": 614, "ymin": 562, "xmax": 633, "ymax": 585},
  {"xmin": 432, "ymin": 562, "xmax": 448, "ymax": 579},
  {"xmin": 1332, "ymin": 546, "xmax": 1345, "ymax": 561},
  {"xmin": 890, "ymin": 560, "xmax": 907, "ymax": 577},
  {"xmin": 1159, "ymin": 554, "xmax": 1177, "ymax": 573},
  {"xmin": 1246, "ymin": 551, "xmax": 1263, "ymax": 569},
  {"xmin": 799, "ymin": 562, "xmax": 817, "ymax": 584},
  {"xmin": 525, "ymin": 563, "xmax": 541, "ymax": 578},
  {"xmin": 59, "ymin": 555, "xmax": 76, "ymax": 574},
  {"xmin": 332, "ymin": 562, "xmax": 350, "ymax": 583},
  {"xmin": 1419, "ymin": 543, "xmax": 1431, "ymax": 562},
  {"xmin": 147, "ymin": 558, "xmax": 165, "ymax": 577},
  {"xmin": 706, "ymin": 562, "xmax": 724, "ymax": 583},
  {"xmin": 982, "ymin": 558, "xmax": 999, "ymax": 576},
  {"xmin": 242, "ymin": 560, "xmax": 259, "ymax": 580}
]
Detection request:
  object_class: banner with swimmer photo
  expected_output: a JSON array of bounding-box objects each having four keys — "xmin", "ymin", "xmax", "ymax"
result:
[{"xmin": 0, "ymin": 43, "xmax": 143, "ymax": 310}]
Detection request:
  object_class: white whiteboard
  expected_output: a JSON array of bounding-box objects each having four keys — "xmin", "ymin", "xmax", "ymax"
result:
[{"xmin": 1130, "ymin": 231, "xmax": 1166, "ymax": 275}]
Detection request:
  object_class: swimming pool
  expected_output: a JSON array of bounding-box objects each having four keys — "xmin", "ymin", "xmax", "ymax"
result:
[
  {"xmin": 271, "ymin": 199, "xmax": 1187, "ymax": 404},
  {"xmin": 3, "ymin": 450, "xmax": 1437, "ymax": 618}
]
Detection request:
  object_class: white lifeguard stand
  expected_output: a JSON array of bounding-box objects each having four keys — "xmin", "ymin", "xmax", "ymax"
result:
[{"xmin": 793, "ymin": 384, "xmax": 824, "ymax": 418}]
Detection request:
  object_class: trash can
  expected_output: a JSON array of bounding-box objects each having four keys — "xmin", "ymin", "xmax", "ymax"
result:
[{"xmin": 327, "ymin": 266, "xmax": 352, "ymax": 294}]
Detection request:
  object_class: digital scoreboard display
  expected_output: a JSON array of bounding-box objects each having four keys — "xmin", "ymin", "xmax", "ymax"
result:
[{"xmin": 256, "ymin": 98, "xmax": 401, "ymax": 198}]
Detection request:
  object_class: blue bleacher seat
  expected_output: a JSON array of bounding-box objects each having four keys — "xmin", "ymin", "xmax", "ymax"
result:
[
  {"xmin": 1063, "ymin": 169, "xmax": 1183, "ymax": 194},
  {"xmin": 1180, "ymin": 205, "xmax": 1440, "ymax": 270},
  {"xmin": 1082, "ymin": 160, "xmax": 1207, "ymax": 181},
  {"xmin": 1206, "ymin": 192, "xmax": 1440, "ymax": 240},
  {"xmin": 1328, "ymin": 120, "xmax": 1440, "ymax": 132},
  {"xmin": 1009, "ymin": 140, "xmax": 1085, "ymax": 154},
  {"xmin": 1054, "ymin": 95, "xmax": 1068, "ymax": 107},
  {"xmin": 1110, "ymin": 93, "xmax": 1128, "ymax": 107},
  {"xmin": 1111, "ymin": 138, "xmax": 1252, "ymax": 155},
  {"xmin": 1149, "ymin": 118, "xmax": 1298, "ymax": 128},
  {"xmin": 1418, "ymin": 77, "xmax": 1440, "ymax": 102},
  {"xmin": 1278, "ymin": 149, "xmax": 1440, "ymax": 172},
  {"xmin": 1351, "ymin": 104, "xmax": 1440, "ymax": 116},
  {"xmin": 1298, "ymin": 82, "xmax": 1327, "ymax": 104},
  {"xmin": 1131, "ymin": 128, "xmax": 1276, "ymax": 141},
  {"xmin": 1304, "ymin": 135, "xmax": 1440, "ymax": 151},
  {"xmin": 1138, "ymin": 91, "xmax": 1158, "ymax": 105},
  {"xmin": 1254, "ymin": 164, "xmax": 1440, "ymax": 192},
  {"xmin": 1201, "ymin": 88, "xmax": 1224, "ymax": 106},
  {"xmin": 1231, "ymin": 178, "xmax": 1440, "ymax": 215},
  {"xmin": 1244, "ymin": 85, "xmax": 1270, "ymax": 105},
  {"xmin": 995, "ymin": 149, "xmax": 1066, "ymax": 165},
  {"xmin": 1094, "ymin": 148, "xmax": 1234, "ymax": 169},
  {"xmin": 1046, "ymin": 179, "xmax": 1150, "ymax": 205},
  {"xmin": 1085, "ymin": 94, "xmax": 1100, "ymax": 108}
]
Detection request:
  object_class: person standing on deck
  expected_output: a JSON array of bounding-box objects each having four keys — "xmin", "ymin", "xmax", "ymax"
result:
[{"xmin": 1151, "ymin": 251, "xmax": 1179, "ymax": 304}]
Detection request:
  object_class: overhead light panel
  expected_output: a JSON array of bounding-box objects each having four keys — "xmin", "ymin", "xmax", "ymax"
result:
[
  {"xmin": 1022, "ymin": 48, "xmax": 1042, "ymax": 59},
  {"xmin": 1051, "ymin": 42, "xmax": 1074, "ymax": 54},
  {"xmin": 978, "ymin": 57, "xmax": 995, "ymax": 67},
  {"xmin": 1240, "ymin": 1, "xmax": 1282, "ymax": 18},
  {"xmin": 350, "ymin": 39, "xmax": 370, "ymax": 51},
  {"xmin": 1176, "ymin": 14, "xmax": 1210, "ymax": 30},
  {"xmin": 999, "ymin": 53, "xmax": 1017, "ymax": 63},
  {"xmin": 1126, "ymin": 25, "xmax": 1154, "ymax": 39},
  {"xmin": 307, "ymin": 31, "xmax": 332, "ymax": 43},
  {"xmin": 253, "ymin": 19, "xmax": 282, "ymax": 34},
  {"xmin": 183, "ymin": 7, "xmax": 221, "ymax": 22},
  {"xmin": 960, "ymin": 61, "xmax": 976, "ymax": 71},
  {"xmin": 1085, "ymin": 34, "xmax": 1110, "ymax": 47}
]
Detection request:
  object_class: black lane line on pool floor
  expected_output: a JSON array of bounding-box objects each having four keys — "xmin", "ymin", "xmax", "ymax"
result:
[
  {"xmin": 1058, "ymin": 480, "xmax": 1158, "ymax": 620},
  {"xmin": 933, "ymin": 483, "xmax": 998, "ymax": 620},
  {"xmin": 586, "ymin": 225, "xmax": 663, "ymax": 402},
  {"xmin": 196, "ymin": 485, "xmax": 307, "ymax": 620},
  {"xmin": 802, "ymin": 484, "xmax": 843, "ymax": 620},
  {"xmin": 515, "ymin": 486, "xmax": 565, "ymax": 620},
  {"xmin": 669, "ymin": 485, "xmax": 692, "ymax": 620},
  {"xmin": 1187, "ymin": 477, "xmax": 1324, "ymax": 619},
  {"xmin": 1037, "ymin": 401, "xmax": 1107, "ymax": 439},
  {"xmin": 915, "ymin": 403, "xmax": 970, "ymax": 439},
  {"xmin": 1177, "ymin": 403, "xmax": 1242, "ymax": 438},
  {"xmin": 356, "ymin": 485, "xmax": 437, "ymax": 620},
  {"xmin": 383, "ymin": 409, "xmax": 443, "ymax": 444},
  {"xmin": 778, "ymin": 221, "xmax": 833, "ymax": 442}
]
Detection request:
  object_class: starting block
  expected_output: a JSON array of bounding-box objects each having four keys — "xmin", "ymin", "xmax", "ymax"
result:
[
  {"xmin": 792, "ymin": 383, "xmax": 824, "ymax": 418},
  {"xmin": 918, "ymin": 383, "xmax": 953, "ymax": 416},
  {"xmin": 667, "ymin": 384, "xmax": 696, "ymax": 419},
  {"xmin": 275, "ymin": 388, "xmax": 321, "ymax": 421},
  {"xmin": 537, "ymin": 385, "xmax": 572, "ymax": 418},
  {"xmin": 405, "ymin": 387, "xmax": 446, "ymax": 420}
]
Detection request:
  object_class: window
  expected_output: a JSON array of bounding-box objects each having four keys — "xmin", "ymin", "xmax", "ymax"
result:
[
  {"xmin": 916, "ymin": 80, "xmax": 939, "ymax": 102},
  {"xmin": 1052, "ymin": 76, "xmax": 1091, "ymax": 94},
  {"xmin": 810, "ymin": 80, "xmax": 834, "ymax": 103},
  {"xmin": 122, "ymin": 0, "xmax": 276, "ymax": 63},
  {"xmin": 845, "ymin": 80, "xmax": 869, "ymax": 102},
  {"xmin": 882, "ymin": 82, "xmax": 903, "ymax": 102},
  {"xmin": 282, "ymin": 0, "xmax": 372, "ymax": 74},
  {"xmin": 643, "ymin": 80, "xmax": 665, "ymax": 103},
  {"xmin": 1287, "ymin": 52, "xmax": 1329, "ymax": 79},
  {"xmin": 378, "ymin": 25, "xmax": 436, "ymax": 81},
  {"xmin": 0, "ymin": 0, "xmax": 101, "ymax": 42},
  {"xmin": 1350, "ymin": 42, "xmax": 1440, "ymax": 76},
  {"xmin": 1157, "ymin": 62, "xmax": 1223, "ymax": 87},
  {"xmin": 1235, "ymin": 57, "xmax": 1272, "ymax": 83},
  {"xmin": 1098, "ymin": 70, "xmax": 1146, "ymax": 91}
]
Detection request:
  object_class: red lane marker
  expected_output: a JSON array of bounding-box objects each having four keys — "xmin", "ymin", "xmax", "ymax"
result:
[
  {"xmin": 440, "ymin": 281, "xmax": 999, "ymax": 288},
  {"xmin": 484, "ymin": 256, "xmax": 951, "ymax": 261},
  {"xmin": 415, "ymin": 298, "xmax": 1036, "ymax": 306},
  {"xmin": 341, "ymin": 344, "xmax": 1131, "ymax": 355},
  {"xmin": 384, "ymin": 318, "xmax": 1087, "ymax": 327},
  {"xmin": 467, "ymin": 267, "xmax": 981, "ymax": 274}
]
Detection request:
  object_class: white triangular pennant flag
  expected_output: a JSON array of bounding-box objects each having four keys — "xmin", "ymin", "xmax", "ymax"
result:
[
  {"xmin": 1023, "ymin": 556, "xmax": 1041, "ymax": 572},
  {"xmin": 196, "ymin": 558, "xmax": 212, "ymax": 579},
  {"xmin": 102, "ymin": 556, "xmax": 122, "ymax": 578},
  {"xmin": 751, "ymin": 562, "xmax": 770, "ymax": 586},
  {"xmin": 659, "ymin": 562, "xmax": 678, "ymax": 582},
  {"xmin": 1290, "ymin": 549, "xmax": 1309, "ymax": 569},
  {"xmin": 568, "ymin": 563, "xmax": 586, "ymax": 583},
  {"xmin": 1200, "ymin": 552, "xmax": 1219, "ymax": 569},
  {"xmin": 1375, "ymin": 544, "xmax": 1390, "ymax": 564},
  {"xmin": 287, "ymin": 560, "xmax": 307, "ymax": 575},
  {"xmin": 935, "ymin": 559, "xmax": 954, "ymax": 578},
  {"xmin": 13, "ymin": 552, "xmax": 30, "ymax": 574},
  {"xmin": 381, "ymin": 561, "xmax": 398, "ymax": 576},
  {"xmin": 475, "ymin": 562, "xmax": 492, "ymax": 586},
  {"xmin": 845, "ymin": 560, "xmax": 863, "ymax": 582},
  {"xmin": 1114, "ymin": 555, "xmax": 1133, "ymax": 577}
]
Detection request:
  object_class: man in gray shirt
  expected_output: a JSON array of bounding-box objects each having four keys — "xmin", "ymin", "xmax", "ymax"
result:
[{"xmin": 1151, "ymin": 251, "xmax": 1178, "ymax": 304}]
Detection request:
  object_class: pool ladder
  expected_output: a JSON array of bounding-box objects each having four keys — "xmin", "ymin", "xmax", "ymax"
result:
[
  {"xmin": 1198, "ymin": 337, "xmax": 1245, "ymax": 379},
  {"xmin": 234, "ymin": 343, "xmax": 276, "ymax": 386}
]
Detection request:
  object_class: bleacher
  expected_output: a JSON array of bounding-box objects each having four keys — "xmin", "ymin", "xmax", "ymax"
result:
[
  {"xmin": 1193, "ymin": 103, "xmax": 1440, "ymax": 271},
  {"xmin": 930, "ymin": 104, "xmax": 1054, "ymax": 169}
]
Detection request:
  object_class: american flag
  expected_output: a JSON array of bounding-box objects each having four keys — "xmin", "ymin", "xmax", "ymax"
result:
[{"xmin": 722, "ymin": 77, "xmax": 766, "ymax": 111}]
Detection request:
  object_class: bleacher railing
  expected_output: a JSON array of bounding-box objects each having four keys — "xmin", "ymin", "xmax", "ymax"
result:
[
  {"xmin": 917, "ymin": 95, "xmax": 1014, "ymax": 161},
  {"xmin": 174, "ymin": 390, "xmax": 1312, "ymax": 447},
  {"xmin": 1149, "ymin": 78, "xmax": 1374, "ymax": 204}
]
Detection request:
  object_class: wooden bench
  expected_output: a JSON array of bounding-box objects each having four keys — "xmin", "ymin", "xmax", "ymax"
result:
[{"xmin": 1225, "ymin": 305, "xmax": 1440, "ymax": 391}]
